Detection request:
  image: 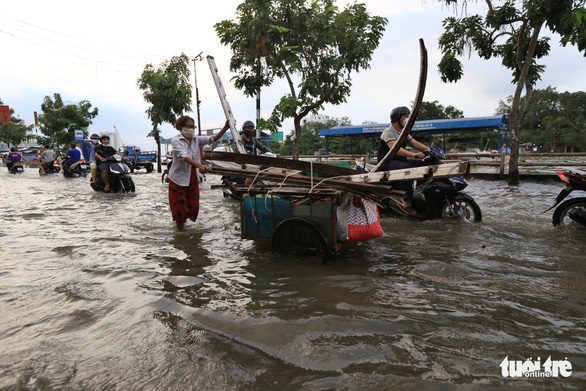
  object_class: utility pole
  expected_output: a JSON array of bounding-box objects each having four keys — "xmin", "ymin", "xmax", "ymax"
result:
[
  {"xmin": 193, "ymin": 52, "xmax": 204, "ymax": 137},
  {"xmin": 256, "ymin": 91, "xmax": 261, "ymax": 139}
]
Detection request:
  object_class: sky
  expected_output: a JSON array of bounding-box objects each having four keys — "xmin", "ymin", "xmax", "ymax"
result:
[{"xmin": 2, "ymin": 0, "xmax": 585, "ymax": 150}]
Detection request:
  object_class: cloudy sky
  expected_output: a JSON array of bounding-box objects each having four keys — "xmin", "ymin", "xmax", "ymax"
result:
[{"xmin": 2, "ymin": 0, "xmax": 585, "ymax": 149}]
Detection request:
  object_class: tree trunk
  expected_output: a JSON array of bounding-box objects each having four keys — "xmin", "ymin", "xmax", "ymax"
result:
[
  {"xmin": 153, "ymin": 125, "xmax": 162, "ymax": 173},
  {"xmin": 507, "ymin": 108, "xmax": 521, "ymax": 185},
  {"xmin": 292, "ymin": 116, "xmax": 302, "ymax": 160}
]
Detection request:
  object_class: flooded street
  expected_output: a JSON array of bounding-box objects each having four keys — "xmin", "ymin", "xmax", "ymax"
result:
[{"xmin": 1, "ymin": 167, "xmax": 585, "ymax": 390}]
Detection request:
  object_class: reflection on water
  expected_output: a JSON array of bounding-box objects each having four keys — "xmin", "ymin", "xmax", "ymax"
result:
[{"xmin": 1, "ymin": 169, "xmax": 585, "ymax": 390}]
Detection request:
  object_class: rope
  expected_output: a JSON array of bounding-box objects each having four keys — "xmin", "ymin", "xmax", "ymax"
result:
[
  {"xmin": 308, "ymin": 174, "xmax": 345, "ymax": 194},
  {"xmin": 246, "ymin": 166, "xmax": 274, "ymax": 223},
  {"xmin": 264, "ymin": 169, "xmax": 302, "ymax": 211}
]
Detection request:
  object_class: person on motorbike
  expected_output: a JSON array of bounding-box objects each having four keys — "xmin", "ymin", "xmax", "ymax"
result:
[
  {"xmin": 83, "ymin": 133, "xmax": 100, "ymax": 181},
  {"xmin": 38, "ymin": 145, "xmax": 55, "ymax": 174},
  {"xmin": 95, "ymin": 135, "xmax": 124, "ymax": 192},
  {"xmin": 377, "ymin": 106, "xmax": 430, "ymax": 215},
  {"xmin": 62, "ymin": 143, "xmax": 81, "ymax": 174},
  {"xmin": 4, "ymin": 147, "xmax": 22, "ymax": 171},
  {"xmin": 241, "ymin": 120, "xmax": 281, "ymax": 157},
  {"xmin": 240, "ymin": 120, "xmax": 281, "ymax": 189}
]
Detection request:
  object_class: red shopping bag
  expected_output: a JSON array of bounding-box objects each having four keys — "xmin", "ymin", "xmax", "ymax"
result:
[{"xmin": 341, "ymin": 196, "xmax": 383, "ymax": 243}]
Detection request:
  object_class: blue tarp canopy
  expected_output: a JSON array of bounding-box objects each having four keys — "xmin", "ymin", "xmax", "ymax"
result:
[{"xmin": 318, "ymin": 115, "xmax": 508, "ymax": 153}]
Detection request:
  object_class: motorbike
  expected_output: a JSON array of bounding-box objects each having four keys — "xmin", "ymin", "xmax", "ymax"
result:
[
  {"xmin": 161, "ymin": 158, "xmax": 172, "ymax": 183},
  {"xmin": 548, "ymin": 168, "xmax": 586, "ymax": 228},
  {"xmin": 380, "ymin": 146, "xmax": 482, "ymax": 222},
  {"xmin": 62, "ymin": 156, "xmax": 89, "ymax": 178},
  {"xmin": 39, "ymin": 159, "xmax": 61, "ymax": 175},
  {"xmin": 90, "ymin": 155, "xmax": 135, "ymax": 193},
  {"xmin": 5, "ymin": 161, "xmax": 24, "ymax": 174}
]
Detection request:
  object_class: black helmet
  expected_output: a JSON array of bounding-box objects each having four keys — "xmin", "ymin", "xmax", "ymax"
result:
[
  {"xmin": 90, "ymin": 133, "xmax": 99, "ymax": 139},
  {"xmin": 10, "ymin": 147, "xmax": 16, "ymax": 152},
  {"xmin": 242, "ymin": 120, "xmax": 255, "ymax": 129},
  {"xmin": 390, "ymin": 106, "xmax": 410, "ymax": 123},
  {"xmin": 100, "ymin": 134, "xmax": 110, "ymax": 140}
]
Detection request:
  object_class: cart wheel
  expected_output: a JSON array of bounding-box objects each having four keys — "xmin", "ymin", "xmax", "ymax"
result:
[{"xmin": 271, "ymin": 217, "xmax": 330, "ymax": 264}]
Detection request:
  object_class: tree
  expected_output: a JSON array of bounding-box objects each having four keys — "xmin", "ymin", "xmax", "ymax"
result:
[
  {"xmin": 437, "ymin": 0, "xmax": 586, "ymax": 184},
  {"xmin": 38, "ymin": 93, "xmax": 99, "ymax": 148},
  {"xmin": 417, "ymin": 100, "xmax": 464, "ymax": 120},
  {"xmin": 0, "ymin": 98, "xmax": 32, "ymax": 148},
  {"xmin": 498, "ymin": 86, "xmax": 586, "ymax": 152},
  {"xmin": 137, "ymin": 53, "xmax": 192, "ymax": 173},
  {"xmin": 215, "ymin": 0, "xmax": 387, "ymax": 159}
]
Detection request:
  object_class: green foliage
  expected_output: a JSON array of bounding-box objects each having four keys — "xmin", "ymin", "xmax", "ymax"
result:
[
  {"xmin": 38, "ymin": 93, "xmax": 98, "ymax": 148},
  {"xmin": 215, "ymin": 0, "xmax": 387, "ymax": 158},
  {"xmin": 514, "ymin": 87, "xmax": 586, "ymax": 152},
  {"xmin": 137, "ymin": 53, "xmax": 192, "ymax": 140},
  {"xmin": 418, "ymin": 100, "xmax": 464, "ymax": 120}
]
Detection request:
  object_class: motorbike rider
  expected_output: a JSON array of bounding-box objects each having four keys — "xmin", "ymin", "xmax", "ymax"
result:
[
  {"xmin": 62, "ymin": 143, "xmax": 81, "ymax": 174},
  {"xmin": 38, "ymin": 145, "xmax": 55, "ymax": 174},
  {"xmin": 95, "ymin": 135, "xmax": 124, "ymax": 192},
  {"xmin": 83, "ymin": 133, "xmax": 100, "ymax": 181},
  {"xmin": 4, "ymin": 147, "xmax": 22, "ymax": 171},
  {"xmin": 241, "ymin": 120, "xmax": 281, "ymax": 157},
  {"xmin": 240, "ymin": 120, "xmax": 281, "ymax": 188},
  {"xmin": 377, "ymin": 106, "xmax": 430, "ymax": 215}
]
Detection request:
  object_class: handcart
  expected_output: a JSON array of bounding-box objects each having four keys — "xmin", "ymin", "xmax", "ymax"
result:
[
  {"xmin": 240, "ymin": 187, "xmax": 384, "ymax": 264},
  {"xmin": 241, "ymin": 190, "xmax": 342, "ymax": 264}
]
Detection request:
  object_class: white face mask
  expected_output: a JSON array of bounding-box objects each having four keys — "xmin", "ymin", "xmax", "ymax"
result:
[
  {"xmin": 401, "ymin": 116, "xmax": 410, "ymax": 127},
  {"xmin": 181, "ymin": 127, "xmax": 195, "ymax": 139},
  {"xmin": 91, "ymin": 139, "xmax": 99, "ymax": 144}
]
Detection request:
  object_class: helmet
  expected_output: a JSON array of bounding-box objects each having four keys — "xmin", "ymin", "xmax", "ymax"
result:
[
  {"xmin": 242, "ymin": 120, "xmax": 255, "ymax": 129},
  {"xmin": 90, "ymin": 133, "xmax": 99, "ymax": 139},
  {"xmin": 100, "ymin": 134, "xmax": 110, "ymax": 140},
  {"xmin": 10, "ymin": 147, "xmax": 16, "ymax": 152},
  {"xmin": 390, "ymin": 106, "xmax": 410, "ymax": 123}
]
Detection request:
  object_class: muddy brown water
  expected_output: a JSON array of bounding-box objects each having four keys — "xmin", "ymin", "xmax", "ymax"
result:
[{"xmin": 1, "ymin": 168, "xmax": 585, "ymax": 390}]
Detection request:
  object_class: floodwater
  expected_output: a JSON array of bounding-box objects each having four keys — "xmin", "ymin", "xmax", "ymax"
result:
[{"xmin": 1, "ymin": 166, "xmax": 585, "ymax": 390}]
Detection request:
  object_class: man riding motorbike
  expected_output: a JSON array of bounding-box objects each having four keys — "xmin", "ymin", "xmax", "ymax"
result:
[
  {"xmin": 377, "ymin": 106, "xmax": 430, "ymax": 215},
  {"xmin": 38, "ymin": 145, "xmax": 55, "ymax": 174},
  {"xmin": 95, "ymin": 135, "xmax": 124, "ymax": 192},
  {"xmin": 62, "ymin": 143, "xmax": 81, "ymax": 175}
]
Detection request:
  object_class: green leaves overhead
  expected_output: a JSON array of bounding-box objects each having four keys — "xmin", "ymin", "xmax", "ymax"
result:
[
  {"xmin": 438, "ymin": 1, "xmax": 586, "ymax": 84},
  {"xmin": 437, "ymin": 0, "xmax": 586, "ymax": 184}
]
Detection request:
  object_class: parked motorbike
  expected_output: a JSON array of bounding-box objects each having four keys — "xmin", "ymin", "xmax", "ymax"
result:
[
  {"xmin": 62, "ymin": 157, "xmax": 89, "ymax": 178},
  {"xmin": 548, "ymin": 168, "xmax": 586, "ymax": 228},
  {"xmin": 39, "ymin": 159, "xmax": 61, "ymax": 175},
  {"xmin": 380, "ymin": 146, "xmax": 482, "ymax": 222},
  {"xmin": 90, "ymin": 155, "xmax": 135, "ymax": 193}
]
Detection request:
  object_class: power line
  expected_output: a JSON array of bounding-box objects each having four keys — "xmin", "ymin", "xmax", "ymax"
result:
[
  {"xmin": 0, "ymin": 15, "xmax": 168, "ymax": 60},
  {"xmin": 0, "ymin": 28, "xmax": 145, "ymax": 69},
  {"xmin": 0, "ymin": 21, "xmax": 162, "ymax": 63}
]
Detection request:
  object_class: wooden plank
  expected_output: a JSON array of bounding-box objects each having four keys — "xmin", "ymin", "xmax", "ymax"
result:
[
  {"xmin": 337, "ymin": 162, "xmax": 469, "ymax": 183},
  {"xmin": 208, "ymin": 166, "xmax": 397, "ymax": 205},
  {"xmin": 204, "ymin": 152, "xmax": 360, "ymax": 176},
  {"xmin": 373, "ymin": 38, "xmax": 428, "ymax": 172}
]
